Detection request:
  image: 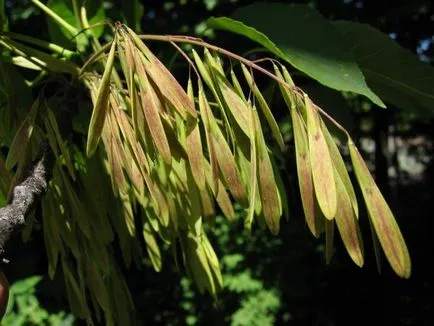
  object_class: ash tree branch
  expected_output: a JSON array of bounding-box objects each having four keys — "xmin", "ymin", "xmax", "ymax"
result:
[{"xmin": 0, "ymin": 148, "xmax": 52, "ymax": 255}]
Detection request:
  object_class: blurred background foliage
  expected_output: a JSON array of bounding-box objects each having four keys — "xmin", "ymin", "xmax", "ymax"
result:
[{"xmin": 1, "ymin": 0, "xmax": 433, "ymax": 325}]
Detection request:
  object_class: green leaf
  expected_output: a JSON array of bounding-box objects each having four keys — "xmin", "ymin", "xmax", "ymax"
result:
[
  {"xmin": 305, "ymin": 95, "xmax": 337, "ymax": 220},
  {"xmin": 46, "ymin": 0, "xmax": 77, "ymax": 49},
  {"xmin": 245, "ymin": 104, "xmax": 257, "ymax": 232},
  {"xmin": 253, "ymin": 110, "xmax": 280, "ymax": 235},
  {"xmin": 303, "ymin": 82, "xmax": 355, "ymax": 133},
  {"xmin": 186, "ymin": 80, "xmax": 206, "ymax": 191},
  {"xmin": 2, "ymin": 39, "xmax": 78, "ymax": 74},
  {"xmin": 120, "ymin": 0, "xmax": 143, "ymax": 31},
  {"xmin": 321, "ymin": 121, "xmax": 358, "ymax": 218},
  {"xmin": 334, "ymin": 21, "xmax": 434, "ymax": 115},
  {"xmin": 63, "ymin": 263, "xmax": 88, "ymax": 318},
  {"xmin": 10, "ymin": 276, "xmax": 42, "ymax": 295},
  {"xmin": 134, "ymin": 51, "xmax": 172, "ymax": 165},
  {"xmin": 0, "ymin": 59, "xmax": 32, "ymax": 144},
  {"xmin": 198, "ymin": 81, "xmax": 219, "ymax": 194},
  {"xmin": 0, "ymin": 189, "xmax": 5, "ymax": 207},
  {"xmin": 274, "ymin": 65, "xmax": 320, "ymax": 236},
  {"xmin": 325, "ymin": 219, "xmax": 334, "ymax": 265},
  {"xmin": 46, "ymin": 0, "xmax": 105, "ymax": 49},
  {"xmin": 86, "ymin": 2, "xmax": 106, "ymax": 38},
  {"xmin": 241, "ymin": 64, "xmax": 285, "ymax": 151},
  {"xmin": 333, "ymin": 168, "xmax": 364, "ymax": 267},
  {"xmin": 208, "ymin": 3, "xmax": 384, "ymax": 107},
  {"xmin": 0, "ymin": 0, "xmax": 8, "ymax": 31},
  {"xmin": 143, "ymin": 222, "xmax": 162, "ymax": 272},
  {"xmin": 86, "ymin": 38, "xmax": 116, "ymax": 157},
  {"xmin": 5, "ymin": 98, "xmax": 39, "ymax": 170}
]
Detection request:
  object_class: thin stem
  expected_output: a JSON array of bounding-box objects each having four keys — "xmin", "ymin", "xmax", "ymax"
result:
[
  {"xmin": 79, "ymin": 45, "xmax": 109, "ymax": 75},
  {"xmin": 3, "ymin": 32, "xmax": 75, "ymax": 57},
  {"xmin": 80, "ymin": 4, "xmax": 98, "ymax": 47},
  {"xmin": 169, "ymin": 41, "xmax": 200, "ymax": 79},
  {"xmin": 26, "ymin": 70, "xmax": 48, "ymax": 88},
  {"xmin": 31, "ymin": 0, "xmax": 78, "ymax": 36},
  {"xmin": 140, "ymin": 34, "xmax": 301, "ymax": 94},
  {"xmin": 139, "ymin": 35, "xmax": 349, "ymax": 134},
  {"xmin": 72, "ymin": 0, "xmax": 82, "ymax": 30},
  {"xmin": 312, "ymin": 102, "xmax": 350, "ymax": 138},
  {"xmin": 80, "ymin": 6, "xmax": 123, "ymax": 89},
  {"xmin": 79, "ymin": 33, "xmax": 350, "ymax": 134}
]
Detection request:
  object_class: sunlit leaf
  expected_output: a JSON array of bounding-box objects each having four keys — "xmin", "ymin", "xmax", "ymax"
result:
[
  {"xmin": 305, "ymin": 95, "xmax": 337, "ymax": 219},
  {"xmin": 241, "ymin": 64, "xmax": 285, "ymax": 151},
  {"xmin": 186, "ymin": 79, "xmax": 206, "ymax": 190},
  {"xmin": 198, "ymin": 81, "xmax": 219, "ymax": 193},
  {"xmin": 349, "ymin": 140, "xmax": 411, "ymax": 278},
  {"xmin": 290, "ymin": 106, "xmax": 320, "ymax": 236},
  {"xmin": 203, "ymin": 234, "xmax": 223, "ymax": 290},
  {"xmin": 245, "ymin": 104, "xmax": 257, "ymax": 232},
  {"xmin": 126, "ymin": 26, "xmax": 196, "ymax": 119},
  {"xmin": 321, "ymin": 121, "xmax": 358, "ymax": 217},
  {"xmin": 86, "ymin": 37, "xmax": 116, "ymax": 157},
  {"xmin": 134, "ymin": 49, "xmax": 172, "ymax": 165}
]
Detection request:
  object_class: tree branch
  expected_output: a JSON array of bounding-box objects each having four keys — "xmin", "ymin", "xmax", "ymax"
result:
[{"xmin": 0, "ymin": 148, "xmax": 52, "ymax": 255}]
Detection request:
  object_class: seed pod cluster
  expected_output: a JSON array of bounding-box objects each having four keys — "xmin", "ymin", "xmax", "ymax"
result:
[{"xmin": 1, "ymin": 23, "xmax": 411, "ymax": 325}]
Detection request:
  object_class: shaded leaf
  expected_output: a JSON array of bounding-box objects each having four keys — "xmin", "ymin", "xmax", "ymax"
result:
[
  {"xmin": 46, "ymin": 107, "xmax": 76, "ymax": 179},
  {"xmin": 209, "ymin": 116, "xmax": 247, "ymax": 205},
  {"xmin": 143, "ymin": 222, "xmax": 162, "ymax": 272},
  {"xmin": 253, "ymin": 110, "xmax": 280, "ymax": 235},
  {"xmin": 335, "ymin": 21, "xmax": 434, "ymax": 115},
  {"xmin": 204, "ymin": 160, "xmax": 235, "ymax": 222},
  {"xmin": 121, "ymin": 0, "xmax": 143, "ymax": 31},
  {"xmin": 0, "ymin": 0, "xmax": 7, "ymax": 31},
  {"xmin": 369, "ymin": 217, "xmax": 383, "ymax": 274},
  {"xmin": 325, "ymin": 219, "xmax": 334, "ymax": 265},
  {"xmin": 63, "ymin": 261, "xmax": 88, "ymax": 318},
  {"xmin": 5, "ymin": 98, "xmax": 39, "ymax": 170},
  {"xmin": 334, "ymin": 169, "xmax": 364, "ymax": 267}
]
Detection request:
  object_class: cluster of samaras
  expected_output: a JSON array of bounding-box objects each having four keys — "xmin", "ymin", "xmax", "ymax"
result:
[{"xmin": 3, "ymin": 22, "xmax": 411, "ymax": 324}]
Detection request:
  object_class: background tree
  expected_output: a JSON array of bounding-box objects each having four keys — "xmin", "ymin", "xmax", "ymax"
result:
[{"xmin": 3, "ymin": 1, "xmax": 430, "ymax": 326}]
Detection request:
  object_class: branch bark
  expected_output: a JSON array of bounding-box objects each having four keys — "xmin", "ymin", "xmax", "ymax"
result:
[{"xmin": 0, "ymin": 148, "xmax": 52, "ymax": 255}]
